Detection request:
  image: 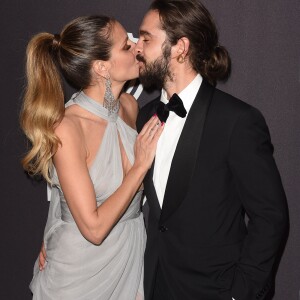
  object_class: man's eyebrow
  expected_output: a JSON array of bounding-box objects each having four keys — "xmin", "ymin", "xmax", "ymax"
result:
[{"xmin": 139, "ymin": 30, "xmax": 152, "ymax": 37}]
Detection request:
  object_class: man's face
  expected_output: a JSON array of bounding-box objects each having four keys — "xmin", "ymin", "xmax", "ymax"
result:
[{"xmin": 136, "ymin": 10, "xmax": 173, "ymax": 89}]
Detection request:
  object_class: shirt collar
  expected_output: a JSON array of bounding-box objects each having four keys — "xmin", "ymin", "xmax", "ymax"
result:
[{"xmin": 160, "ymin": 74, "xmax": 203, "ymax": 114}]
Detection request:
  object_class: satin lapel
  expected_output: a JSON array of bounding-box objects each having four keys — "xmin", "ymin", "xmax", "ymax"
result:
[
  {"xmin": 143, "ymin": 158, "xmax": 161, "ymax": 220},
  {"xmin": 160, "ymin": 80, "xmax": 214, "ymax": 224},
  {"xmin": 138, "ymin": 98, "xmax": 162, "ymax": 220}
]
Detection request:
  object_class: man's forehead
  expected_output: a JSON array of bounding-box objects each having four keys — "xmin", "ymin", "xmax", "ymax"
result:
[{"xmin": 139, "ymin": 10, "xmax": 162, "ymax": 32}]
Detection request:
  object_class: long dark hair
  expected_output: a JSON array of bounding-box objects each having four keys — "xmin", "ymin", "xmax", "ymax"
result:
[
  {"xmin": 20, "ymin": 15, "xmax": 114, "ymax": 182},
  {"xmin": 150, "ymin": 0, "xmax": 231, "ymax": 85}
]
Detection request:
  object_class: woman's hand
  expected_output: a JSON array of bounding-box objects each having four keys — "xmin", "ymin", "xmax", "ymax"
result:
[{"xmin": 134, "ymin": 115, "xmax": 164, "ymax": 171}]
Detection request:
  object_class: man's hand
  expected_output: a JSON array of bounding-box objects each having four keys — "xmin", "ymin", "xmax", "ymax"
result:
[{"xmin": 38, "ymin": 242, "xmax": 47, "ymax": 271}]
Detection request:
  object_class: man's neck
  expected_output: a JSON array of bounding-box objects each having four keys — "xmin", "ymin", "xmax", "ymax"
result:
[{"xmin": 164, "ymin": 68, "xmax": 198, "ymax": 100}]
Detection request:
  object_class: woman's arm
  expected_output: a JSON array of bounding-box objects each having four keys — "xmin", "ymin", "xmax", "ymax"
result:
[{"xmin": 53, "ymin": 114, "xmax": 162, "ymax": 245}]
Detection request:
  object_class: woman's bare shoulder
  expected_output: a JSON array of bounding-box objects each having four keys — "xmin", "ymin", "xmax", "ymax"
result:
[{"xmin": 54, "ymin": 110, "xmax": 85, "ymax": 153}]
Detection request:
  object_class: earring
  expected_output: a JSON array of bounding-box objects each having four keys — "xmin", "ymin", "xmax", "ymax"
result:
[
  {"xmin": 103, "ymin": 77, "xmax": 119, "ymax": 115},
  {"xmin": 177, "ymin": 54, "xmax": 185, "ymax": 64}
]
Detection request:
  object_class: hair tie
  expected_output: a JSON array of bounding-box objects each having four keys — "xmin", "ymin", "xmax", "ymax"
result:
[{"xmin": 52, "ymin": 34, "xmax": 61, "ymax": 49}]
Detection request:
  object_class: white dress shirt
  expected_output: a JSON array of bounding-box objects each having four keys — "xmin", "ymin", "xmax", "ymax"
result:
[{"xmin": 153, "ymin": 74, "xmax": 203, "ymax": 207}]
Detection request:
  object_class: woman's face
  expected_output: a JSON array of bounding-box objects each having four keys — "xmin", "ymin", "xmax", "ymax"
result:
[{"xmin": 108, "ymin": 21, "xmax": 139, "ymax": 84}]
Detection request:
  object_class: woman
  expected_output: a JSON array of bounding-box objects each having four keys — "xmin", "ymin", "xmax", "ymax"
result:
[{"xmin": 21, "ymin": 15, "xmax": 163, "ymax": 299}]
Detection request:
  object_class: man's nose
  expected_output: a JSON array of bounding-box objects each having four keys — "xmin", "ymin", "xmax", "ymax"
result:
[{"xmin": 135, "ymin": 39, "xmax": 142, "ymax": 55}]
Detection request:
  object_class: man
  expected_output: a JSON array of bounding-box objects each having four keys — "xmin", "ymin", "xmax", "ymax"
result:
[{"xmin": 135, "ymin": 0, "xmax": 288, "ymax": 299}]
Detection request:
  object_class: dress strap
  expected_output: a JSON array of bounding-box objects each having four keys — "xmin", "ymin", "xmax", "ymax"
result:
[{"xmin": 70, "ymin": 91, "xmax": 119, "ymax": 122}]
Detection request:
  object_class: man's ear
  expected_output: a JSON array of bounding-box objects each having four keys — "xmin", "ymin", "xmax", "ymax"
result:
[
  {"xmin": 92, "ymin": 60, "xmax": 110, "ymax": 78},
  {"xmin": 172, "ymin": 37, "xmax": 190, "ymax": 59}
]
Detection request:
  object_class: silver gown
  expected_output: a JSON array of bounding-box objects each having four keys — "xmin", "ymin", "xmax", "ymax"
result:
[{"xmin": 30, "ymin": 92, "xmax": 146, "ymax": 300}]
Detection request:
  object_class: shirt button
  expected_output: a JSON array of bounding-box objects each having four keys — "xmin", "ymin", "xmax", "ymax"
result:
[{"xmin": 159, "ymin": 225, "xmax": 168, "ymax": 232}]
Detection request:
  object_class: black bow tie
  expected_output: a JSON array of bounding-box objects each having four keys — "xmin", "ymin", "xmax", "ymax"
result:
[{"xmin": 156, "ymin": 93, "xmax": 187, "ymax": 123}]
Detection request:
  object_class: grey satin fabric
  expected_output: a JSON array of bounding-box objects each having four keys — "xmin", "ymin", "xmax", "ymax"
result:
[{"xmin": 30, "ymin": 92, "xmax": 146, "ymax": 300}]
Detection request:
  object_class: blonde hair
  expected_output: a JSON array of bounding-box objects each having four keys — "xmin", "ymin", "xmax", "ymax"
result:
[
  {"xmin": 20, "ymin": 16, "xmax": 114, "ymax": 182},
  {"xmin": 20, "ymin": 33, "xmax": 64, "ymax": 182}
]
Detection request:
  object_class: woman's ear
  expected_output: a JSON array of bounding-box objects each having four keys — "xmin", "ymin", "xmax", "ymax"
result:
[{"xmin": 92, "ymin": 60, "xmax": 110, "ymax": 78}]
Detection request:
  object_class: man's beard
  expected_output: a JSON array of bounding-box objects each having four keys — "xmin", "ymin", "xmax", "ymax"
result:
[{"xmin": 137, "ymin": 43, "xmax": 172, "ymax": 90}]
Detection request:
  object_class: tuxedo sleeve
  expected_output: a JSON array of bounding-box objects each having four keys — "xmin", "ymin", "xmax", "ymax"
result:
[{"xmin": 228, "ymin": 106, "xmax": 288, "ymax": 300}]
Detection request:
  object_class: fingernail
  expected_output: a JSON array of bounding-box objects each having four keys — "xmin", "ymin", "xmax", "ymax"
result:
[
  {"xmin": 153, "ymin": 114, "xmax": 157, "ymax": 118},
  {"xmin": 161, "ymin": 122, "xmax": 165, "ymax": 126}
]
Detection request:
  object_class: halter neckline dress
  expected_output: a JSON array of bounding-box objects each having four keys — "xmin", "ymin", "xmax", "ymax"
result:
[{"xmin": 30, "ymin": 91, "xmax": 145, "ymax": 300}]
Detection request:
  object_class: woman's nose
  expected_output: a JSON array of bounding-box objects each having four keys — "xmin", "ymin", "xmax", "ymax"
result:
[{"xmin": 130, "ymin": 41, "xmax": 136, "ymax": 52}]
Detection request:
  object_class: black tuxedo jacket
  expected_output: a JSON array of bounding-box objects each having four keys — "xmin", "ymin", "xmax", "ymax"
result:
[{"xmin": 136, "ymin": 80, "xmax": 288, "ymax": 300}]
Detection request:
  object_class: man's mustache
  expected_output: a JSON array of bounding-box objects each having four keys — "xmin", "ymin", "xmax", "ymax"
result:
[{"xmin": 136, "ymin": 54, "xmax": 146, "ymax": 64}]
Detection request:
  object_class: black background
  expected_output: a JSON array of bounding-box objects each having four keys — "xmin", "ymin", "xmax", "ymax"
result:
[{"xmin": 0, "ymin": 1, "xmax": 299, "ymax": 299}]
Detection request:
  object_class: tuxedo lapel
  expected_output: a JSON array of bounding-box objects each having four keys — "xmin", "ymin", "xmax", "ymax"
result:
[
  {"xmin": 160, "ymin": 80, "xmax": 214, "ymax": 224},
  {"xmin": 143, "ymin": 159, "xmax": 161, "ymax": 220},
  {"xmin": 137, "ymin": 97, "xmax": 162, "ymax": 220}
]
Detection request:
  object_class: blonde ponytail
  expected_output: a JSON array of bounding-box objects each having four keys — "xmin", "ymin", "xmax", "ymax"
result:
[
  {"xmin": 21, "ymin": 16, "xmax": 115, "ymax": 182},
  {"xmin": 20, "ymin": 33, "xmax": 65, "ymax": 182}
]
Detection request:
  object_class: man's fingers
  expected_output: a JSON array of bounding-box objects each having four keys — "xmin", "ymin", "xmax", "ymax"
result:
[
  {"xmin": 38, "ymin": 243, "xmax": 47, "ymax": 271},
  {"xmin": 41, "ymin": 244, "xmax": 47, "ymax": 259},
  {"xmin": 39, "ymin": 251, "xmax": 46, "ymax": 270}
]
